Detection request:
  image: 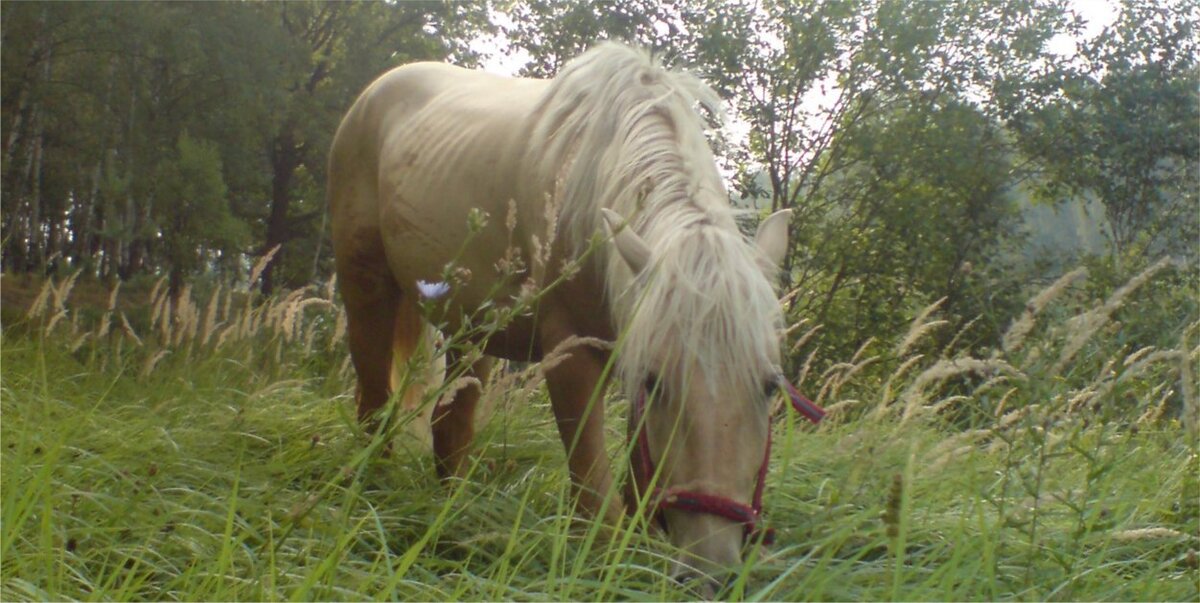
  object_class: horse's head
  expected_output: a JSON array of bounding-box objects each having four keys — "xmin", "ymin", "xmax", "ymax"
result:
[{"xmin": 603, "ymin": 208, "xmax": 792, "ymax": 590}]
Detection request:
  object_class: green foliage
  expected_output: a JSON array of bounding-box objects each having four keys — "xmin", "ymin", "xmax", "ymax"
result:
[
  {"xmin": 1008, "ymin": 0, "xmax": 1199, "ymax": 257},
  {"xmin": 503, "ymin": 0, "xmax": 686, "ymax": 78},
  {"xmin": 791, "ymin": 95, "xmax": 1023, "ymax": 358},
  {"xmin": 152, "ymin": 134, "xmax": 247, "ymax": 291},
  {"xmin": 0, "ymin": 1, "xmax": 491, "ymax": 288}
]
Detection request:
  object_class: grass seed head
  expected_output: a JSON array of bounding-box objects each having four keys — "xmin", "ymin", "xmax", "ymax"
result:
[
  {"xmin": 106, "ymin": 281, "xmax": 121, "ymax": 311},
  {"xmin": 883, "ymin": 473, "xmax": 903, "ymax": 539},
  {"xmin": 1003, "ymin": 267, "xmax": 1088, "ymax": 354},
  {"xmin": 141, "ymin": 350, "xmax": 170, "ymax": 377},
  {"xmin": 70, "ymin": 333, "xmax": 91, "ymax": 352},
  {"xmin": 45, "ymin": 310, "xmax": 68, "ymax": 335},
  {"xmin": 201, "ymin": 287, "xmax": 221, "ymax": 347},
  {"xmin": 96, "ymin": 312, "xmax": 112, "ymax": 339},
  {"xmin": 1053, "ymin": 258, "xmax": 1172, "ymax": 374},
  {"xmin": 51, "ymin": 270, "xmax": 81, "ymax": 313},
  {"xmin": 901, "ymin": 357, "xmax": 1022, "ymax": 423},
  {"xmin": 1112, "ymin": 527, "xmax": 1189, "ymax": 542},
  {"xmin": 26, "ymin": 278, "xmax": 53, "ymax": 319},
  {"xmin": 247, "ymin": 245, "xmax": 281, "ymax": 292},
  {"xmin": 119, "ymin": 312, "xmax": 143, "ymax": 346},
  {"xmin": 324, "ymin": 274, "xmax": 337, "ymax": 301},
  {"xmin": 895, "ymin": 297, "xmax": 946, "ymax": 355}
]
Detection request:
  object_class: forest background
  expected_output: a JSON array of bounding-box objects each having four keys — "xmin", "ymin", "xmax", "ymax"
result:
[{"xmin": 2, "ymin": 0, "xmax": 1196, "ymax": 360}]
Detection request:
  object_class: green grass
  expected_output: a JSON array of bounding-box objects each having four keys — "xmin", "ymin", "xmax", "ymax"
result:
[
  {"xmin": 2, "ymin": 262, "xmax": 1198, "ymax": 600},
  {"xmin": 2, "ymin": 328, "xmax": 1195, "ymax": 601}
]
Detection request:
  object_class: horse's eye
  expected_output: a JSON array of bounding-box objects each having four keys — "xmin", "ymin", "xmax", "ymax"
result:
[
  {"xmin": 763, "ymin": 379, "xmax": 780, "ymax": 399},
  {"xmin": 644, "ymin": 374, "xmax": 660, "ymax": 395}
]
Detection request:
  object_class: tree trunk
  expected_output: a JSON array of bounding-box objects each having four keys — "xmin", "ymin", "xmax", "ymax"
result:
[
  {"xmin": 3, "ymin": 141, "xmax": 33, "ymax": 272},
  {"xmin": 3, "ymin": 86, "xmax": 29, "ymax": 175},
  {"xmin": 120, "ymin": 192, "xmax": 142, "ymax": 278},
  {"xmin": 310, "ymin": 199, "xmax": 328, "ymax": 283},
  {"xmin": 72, "ymin": 161, "xmax": 103, "ymax": 276},
  {"xmin": 261, "ymin": 125, "xmax": 299, "ymax": 295},
  {"xmin": 118, "ymin": 51, "xmax": 141, "ymax": 279},
  {"xmin": 27, "ymin": 110, "xmax": 44, "ymax": 273},
  {"xmin": 77, "ymin": 60, "xmax": 119, "ymax": 278},
  {"xmin": 2, "ymin": 7, "xmax": 46, "ymax": 176}
]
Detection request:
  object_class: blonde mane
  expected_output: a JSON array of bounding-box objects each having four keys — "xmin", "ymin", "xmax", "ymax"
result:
[{"xmin": 528, "ymin": 43, "xmax": 783, "ymax": 396}]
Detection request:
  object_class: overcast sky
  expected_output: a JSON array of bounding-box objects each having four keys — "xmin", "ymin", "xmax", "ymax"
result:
[{"xmin": 478, "ymin": 0, "xmax": 1121, "ymax": 75}]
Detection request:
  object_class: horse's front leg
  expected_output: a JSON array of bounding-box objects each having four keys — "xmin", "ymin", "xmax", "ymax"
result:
[{"xmin": 542, "ymin": 340, "xmax": 623, "ymax": 525}]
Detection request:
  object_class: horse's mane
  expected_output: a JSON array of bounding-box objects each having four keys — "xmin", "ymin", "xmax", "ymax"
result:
[{"xmin": 529, "ymin": 43, "xmax": 783, "ymax": 396}]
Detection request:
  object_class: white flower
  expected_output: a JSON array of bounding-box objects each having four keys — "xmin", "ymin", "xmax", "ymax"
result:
[{"xmin": 416, "ymin": 280, "xmax": 450, "ymax": 300}]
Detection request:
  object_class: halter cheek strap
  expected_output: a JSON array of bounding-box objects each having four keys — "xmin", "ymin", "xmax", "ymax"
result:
[{"xmin": 629, "ymin": 378, "xmax": 824, "ymax": 545}]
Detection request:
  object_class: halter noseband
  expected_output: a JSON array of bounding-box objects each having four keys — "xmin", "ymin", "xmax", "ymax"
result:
[{"xmin": 630, "ymin": 378, "xmax": 824, "ymax": 546}]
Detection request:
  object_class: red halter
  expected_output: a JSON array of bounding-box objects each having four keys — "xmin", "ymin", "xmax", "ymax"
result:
[{"xmin": 629, "ymin": 378, "xmax": 824, "ymax": 545}]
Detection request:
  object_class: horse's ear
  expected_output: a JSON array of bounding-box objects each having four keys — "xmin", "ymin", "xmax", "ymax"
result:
[
  {"xmin": 755, "ymin": 209, "xmax": 792, "ymax": 269},
  {"xmin": 601, "ymin": 208, "xmax": 650, "ymax": 274}
]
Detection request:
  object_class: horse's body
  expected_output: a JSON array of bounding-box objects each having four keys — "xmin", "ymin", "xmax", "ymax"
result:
[
  {"xmin": 331, "ymin": 63, "xmax": 569, "ymax": 355},
  {"xmin": 329, "ymin": 44, "xmax": 794, "ymax": 586}
]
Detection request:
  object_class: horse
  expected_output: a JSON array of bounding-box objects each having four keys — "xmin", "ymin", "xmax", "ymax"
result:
[{"xmin": 328, "ymin": 42, "xmax": 818, "ymax": 588}]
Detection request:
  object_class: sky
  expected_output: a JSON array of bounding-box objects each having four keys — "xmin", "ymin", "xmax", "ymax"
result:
[
  {"xmin": 1049, "ymin": 0, "xmax": 1120, "ymax": 56},
  {"xmin": 478, "ymin": 0, "xmax": 1122, "ymax": 75}
]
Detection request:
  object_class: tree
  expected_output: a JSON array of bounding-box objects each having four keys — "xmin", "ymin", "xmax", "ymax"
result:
[
  {"xmin": 1, "ymin": 2, "xmax": 276, "ymax": 279},
  {"xmin": 502, "ymin": 0, "xmax": 689, "ymax": 78},
  {"xmin": 794, "ymin": 95, "xmax": 1021, "ymax": 354},
  {"xmin": 0, "ymin": 1, "xmax": 494, "ymax": 290},
  {"xmin": 253, "ymin": 1, "xmax": 492, "ymax": 294},
  {"xmin": 1, "ymin": 2, "xmax": 107, "ymax": 273},
  {"xmin": 1010, "ymin": 0, "xmax": 1199, "ymax": 258},
  {"xmin": 152, "ymin": 134, "xmax": 246, "ymax": 296}
]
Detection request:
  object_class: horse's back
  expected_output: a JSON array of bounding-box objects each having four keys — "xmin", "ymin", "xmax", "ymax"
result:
[
  {"xmin": 329, "ymin": 60, "xmax": 550, "ymax": 328},
  {"xmin": 329, "ymin": 61, "xmax": 526, "ymax": 208}
]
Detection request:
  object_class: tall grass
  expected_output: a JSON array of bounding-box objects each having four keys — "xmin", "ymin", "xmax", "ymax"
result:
[{"xmin": 2, "ymin": 256, "xmax": 1197, "ymax": 600}]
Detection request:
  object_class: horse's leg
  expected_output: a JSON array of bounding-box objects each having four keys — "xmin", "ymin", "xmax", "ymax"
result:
[
  {"xmin": 338, "ymin": 262, "xmax": 401, "ymax": 430},
  {"xmin": 432, "ymin": 351, "xmax": 493, "ymax": 479},
  {"xmin": 542, "ymin": 340, "xmax": 623, "ymax": 524}
]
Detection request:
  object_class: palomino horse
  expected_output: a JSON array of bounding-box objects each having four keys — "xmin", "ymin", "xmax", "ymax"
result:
[{"xmin": 328, "ymin": 43, "xmax": 819, "ymax": 586}]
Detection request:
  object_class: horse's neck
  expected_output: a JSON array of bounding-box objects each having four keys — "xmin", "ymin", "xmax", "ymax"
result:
[{"xmin": 525, "ymin": 76, "xmax": 738, "ymax": 324}]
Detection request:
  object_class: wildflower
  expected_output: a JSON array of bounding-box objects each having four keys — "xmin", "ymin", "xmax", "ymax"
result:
[
  {"xmin": 466, "ymin": 207, "xmax": 489, "ymax": 233},
  {"xmin": 416, "ymin": 280, "xmax": 450, "ymax": 300}
]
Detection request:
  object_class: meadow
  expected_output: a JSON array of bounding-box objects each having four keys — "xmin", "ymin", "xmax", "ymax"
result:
[{"xmin": 1, "ymin": 261, "xmax": 1197, "ymax": 601}]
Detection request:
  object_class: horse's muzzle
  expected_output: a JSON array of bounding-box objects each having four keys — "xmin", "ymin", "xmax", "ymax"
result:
[{"xmin": 629, "ymin": 376, "xmax": 823, "ymax": 544}]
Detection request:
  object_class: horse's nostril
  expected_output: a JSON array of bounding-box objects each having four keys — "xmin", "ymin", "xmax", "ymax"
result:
[
  {"xmin": 722, "ymin": 573, "xmax": 740, "ymax": 593},
  {"xmin": 671, "ymin": 569, "xmax": 723, "ymax": 599},
  {"xmin": 671, "ymin": 568, "xmax": 696, "ymax": 586}
]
